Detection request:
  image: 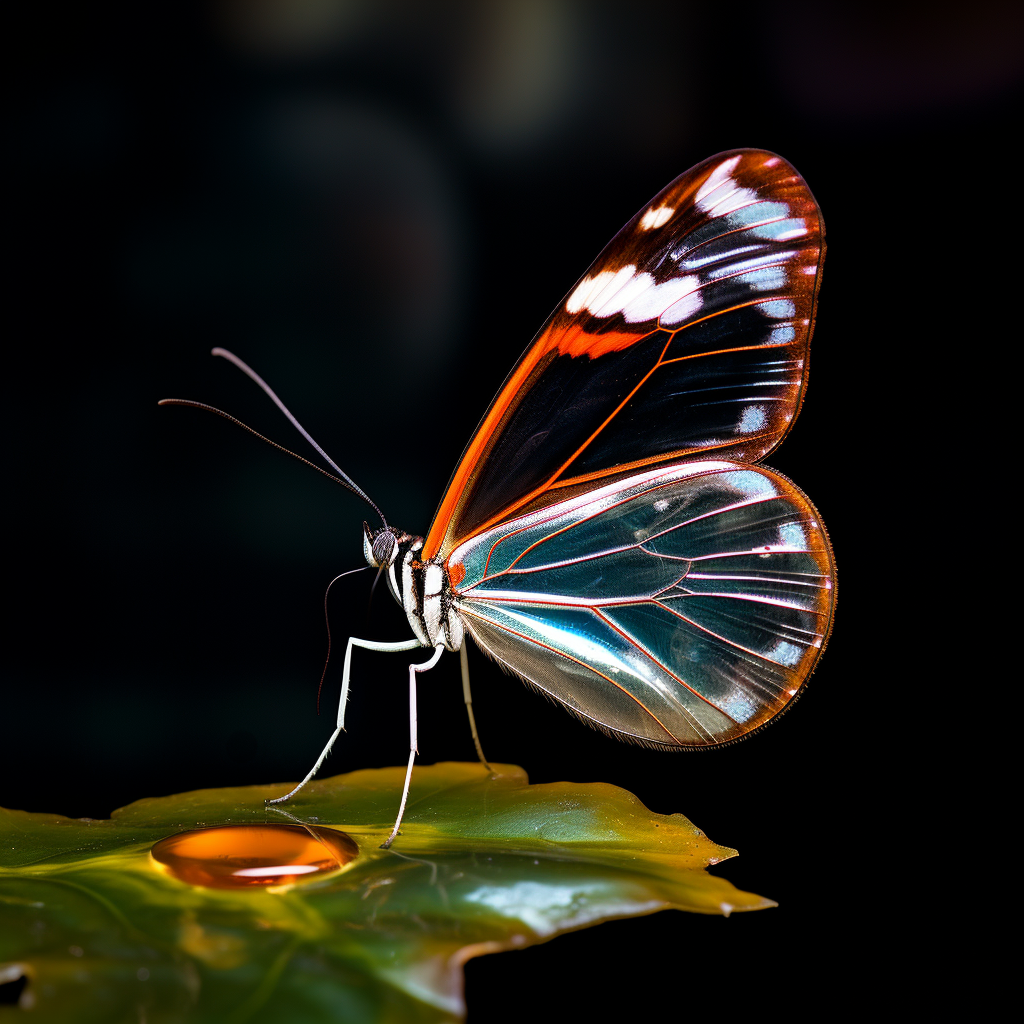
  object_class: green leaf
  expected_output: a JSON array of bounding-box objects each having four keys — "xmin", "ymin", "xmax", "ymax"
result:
[{"xmin": 1, "ymin": 762, "xmax": 773, "ymax": 1022}]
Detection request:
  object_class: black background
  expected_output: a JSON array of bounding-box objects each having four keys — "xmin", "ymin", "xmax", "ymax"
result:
[{"xmin": 6, "ymin": 2, "xmax": 1019, "ymax": 1017}]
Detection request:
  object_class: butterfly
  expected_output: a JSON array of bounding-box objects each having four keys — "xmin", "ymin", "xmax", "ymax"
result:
[{"xmin": 163, "ymin": 148, "xmax": 835, "ymax": 848}]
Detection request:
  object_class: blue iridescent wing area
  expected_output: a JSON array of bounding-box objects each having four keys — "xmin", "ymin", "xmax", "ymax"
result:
[
  {"xmin": 424, "ymin": 149, "xmax": 823, "ymax": 562},
  {"xmin": 449, "ymin": 462, "xmax": 835, "ymax": 748}
]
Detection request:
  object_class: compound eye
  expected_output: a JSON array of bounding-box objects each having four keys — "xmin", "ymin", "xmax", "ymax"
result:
[{"xmin": 372, "ymin": 530, "xmax": 398, "ymax": 567}]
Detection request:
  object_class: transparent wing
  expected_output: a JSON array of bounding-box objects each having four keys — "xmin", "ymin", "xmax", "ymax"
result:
[
  {"xmin": 425, "ymin": 149, "xmax": 823, "ymax": 561},
  {"xmin": 451, "ymin": 461, "xmax": 835, "ymax": 748}
]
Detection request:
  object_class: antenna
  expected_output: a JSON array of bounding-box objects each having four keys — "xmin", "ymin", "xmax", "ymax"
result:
[
  {"xmin": 212, "ymin": 348, "xmax": 385, "ymax": 525},
  {"xmin": 157, "ymin": 399, "xmax": 377, "ymax": 508},
  {"xmin": 161, "ymin": 348, "xmax": 389, "ymax": 529}
]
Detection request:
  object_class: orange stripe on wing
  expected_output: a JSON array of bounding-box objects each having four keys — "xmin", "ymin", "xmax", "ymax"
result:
[
  {"xmin": 545, "ymin": 322, "xmax": 647, "ymax": 359},
  {"xmin": 422, "ymin": 319, "xmax": 653, "ymax": 560},
  {"xmin": 422, "ymin": 333, "xmax": 552, "ymax": 561},
  {"xmin": 434, "ymin": 328, "xmax": 675, "ymax": 557}
]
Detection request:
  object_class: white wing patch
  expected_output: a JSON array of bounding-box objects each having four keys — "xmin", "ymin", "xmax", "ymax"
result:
[
  {"xmin": 591, "ymin": 268, "xmax": 651, "ymax": 317},
  {"xmin": 640, "ymin": 205, "xmax": 674, "ymax": 230},
  {"xmin": 695, "ymin": 155, "xmax": 759, "ymax": 216},
  {"xmin": 738, "ymin": 405, "xmax": 767, "ymax": 434},
  {"xmin": 659, "ymin": 278, "xmax": 703, "ymax": 326},
  {"xmin": 565, "ymin": 269, "xmax": 620, "ymax": 314},
  {"xmin": 566, "ymin": 264, "xmax": 703, "ymax": 325}
]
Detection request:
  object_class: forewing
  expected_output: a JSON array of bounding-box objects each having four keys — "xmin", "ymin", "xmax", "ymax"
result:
[
  {"xmin": 425, "ymin": 149, "xmax": 824, "ymax": 560},
  {"xmin": 450, "ymin": 462, "xmax": 835, "ymax": 748}
]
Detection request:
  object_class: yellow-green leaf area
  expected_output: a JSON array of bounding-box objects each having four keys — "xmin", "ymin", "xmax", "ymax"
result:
[{"xmin": 1, "ymin": 762, "xmax": 773, "ymax": 1022}]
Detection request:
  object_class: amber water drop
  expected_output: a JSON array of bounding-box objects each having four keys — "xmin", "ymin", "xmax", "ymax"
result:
[{"xmin": 150, "ymin": 823, "xmax": 359, "ymax": 889}]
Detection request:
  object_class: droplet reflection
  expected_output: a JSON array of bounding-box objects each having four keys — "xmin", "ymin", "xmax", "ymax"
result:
[{"xmin": 151, "ymin": 823, "xmax": 358, "ymax": 889}]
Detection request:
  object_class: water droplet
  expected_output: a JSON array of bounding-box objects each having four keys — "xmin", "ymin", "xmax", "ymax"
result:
[{"xmin": 151, "ymin": 824, "xmax": 358, "ymax": 889}]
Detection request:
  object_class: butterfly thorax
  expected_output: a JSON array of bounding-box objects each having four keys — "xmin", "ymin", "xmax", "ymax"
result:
[{"xmin": 363, "ymin": 525, "xmax": 464, "ymax": 652}]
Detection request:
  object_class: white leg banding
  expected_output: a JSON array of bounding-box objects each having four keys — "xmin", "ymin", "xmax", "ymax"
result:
[
  {"xmin": 460, "ymin": 643, "xmax": 490, "ymax": 769},
  {"xmin": 381, "ymin": 643, "xmax": 445, "ymax": 849},
  {"xmin": 267, "ymin": 636, "xmax": 424, "ymax": 806}
]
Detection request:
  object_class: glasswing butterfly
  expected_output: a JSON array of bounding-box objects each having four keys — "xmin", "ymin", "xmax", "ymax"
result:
[{"xmin": 163, "ymin": 149, "xmax": 835, "ymax": 847}]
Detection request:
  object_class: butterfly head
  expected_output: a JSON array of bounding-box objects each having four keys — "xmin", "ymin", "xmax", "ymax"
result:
[{"xmin": 363, "ymin": 521, "xmax": 399, "ymax": 569}]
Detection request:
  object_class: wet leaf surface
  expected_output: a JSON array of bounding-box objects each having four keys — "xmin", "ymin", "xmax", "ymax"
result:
[{"xmin": 0, "ymin": 762, "xmax": 772, "ymax": 1022}]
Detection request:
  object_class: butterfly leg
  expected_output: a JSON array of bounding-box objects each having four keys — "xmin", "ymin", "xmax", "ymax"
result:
[
  {"xmin": 381, "ymin": 643, "xmax": 445, "ymax": 849},
  {"xmin": 267, "ymin": 636, "xmax": 424, "ymax": 805},
  {"xmin": 460, "ymin": 642, "xmax": 490, "ymax": 770}
]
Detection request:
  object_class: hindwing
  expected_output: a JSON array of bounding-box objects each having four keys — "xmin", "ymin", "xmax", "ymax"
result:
[{"xmin": 451, "ymin": 462, "xmax": 835, "ymax": 747}]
